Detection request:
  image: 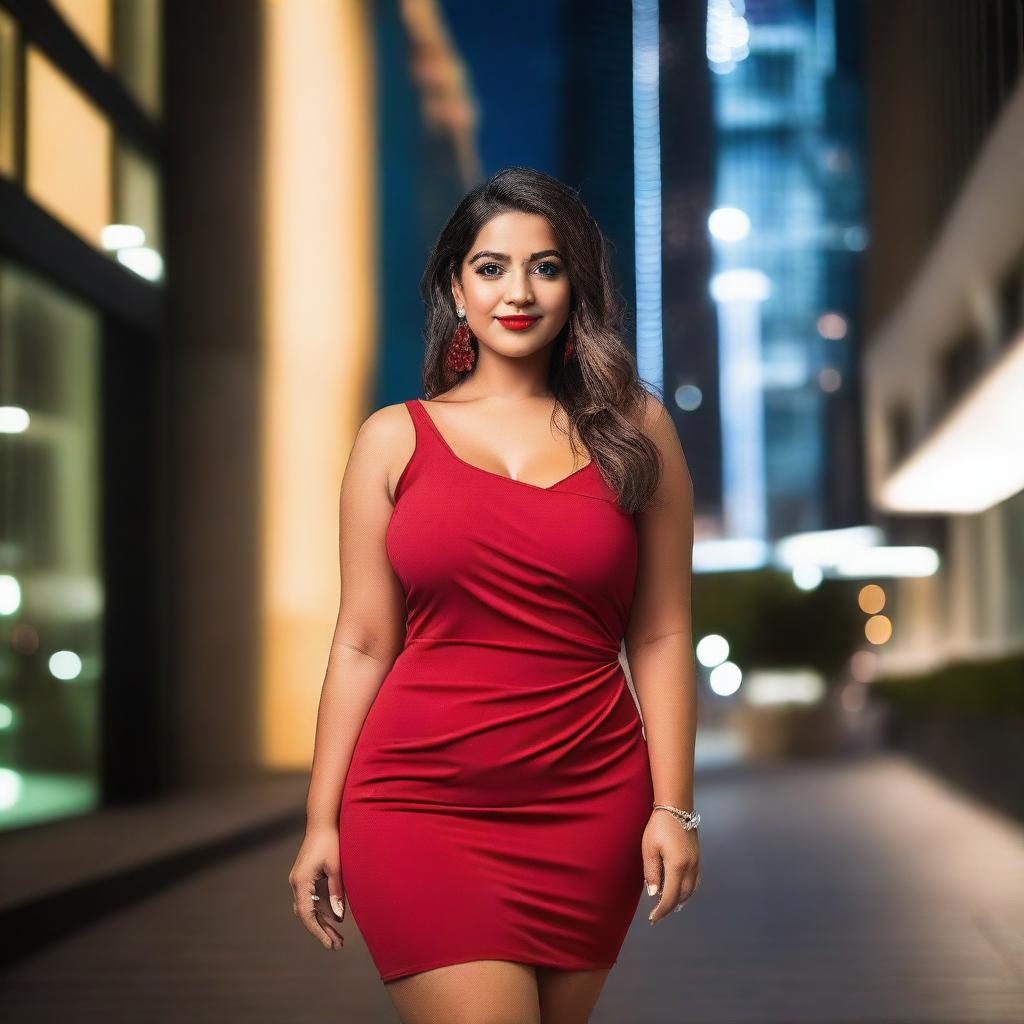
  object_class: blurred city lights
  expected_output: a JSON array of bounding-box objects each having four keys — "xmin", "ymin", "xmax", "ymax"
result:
[
  {"xmin": 840, "ymin": 681, "xmax": 867, "ymax": 712},
  {"xmin": 710, "ymin": 268, "xmax": 771, "ymax": 303},
  {"xmin": 11, "ymin": 623, "xmax": 40, "ymax": 655},
  {"xmin": 693, "ymin": 537, "xmax": 770, "ymax": 572},
  {"xmin": 713, "ymin": 266, "xmax": 770, "ymax": 538},
  {"xmin": 865, "ymin": 615, "xmax": 893, "ymax": 645},
  {"xmin": 878, "ymin": 335, "xmax": 1024, "ymax": 513},
  {"xmin": 849, "ymin": 649, "xmax": 879, "ymax": 682},
  {"xmin": 0, "ymin": 575, "xmax": 22, "ymax": 615},
  {"xmin": 0, "ymin": 768, "xmax": 23, "ymax": 810},
  {"xmin": 792, "ymin": 564, "xmax": 823, "ymax": 590},
  {"xmin": 708, "ymin": 205, "xmax": 751, "ymax": 242},
  {"xmin": 696, "ymin": 633, "xmax": 730, "ymax": 668},
  {"xmin": 48, "ymin": 650, "xmax": 83, "ymax": 681},
  {"xmin": 115, "ymin": 246, "xmax": 164, "ymax": 282},
  {"xmin": 858, "ymin": 584, "xmax": 886, "ymax": 614},
  {"xmin": 102, "ymin": 221, "xmax": 163, "ymax": 281},
  {"xmin": 0, "ymin": 406, "xmax": 30, "ymax": 433},
  {"xmin": 100, "ymin": 223, "xmax": 146, "ymax": 250},
  {"xmin": 822, "ymin": 145, "xmax": 853, "ymax": 174},
  {"xmin": 836, "ymin": 546, "xmax": 940, "ymax": 579},
  {"xmin": 706, "ymin": 0, "xmax": 750, "ymax": 74},
  {"xmin": 774, "ymin": 525, "xmax": 884, "ymax": 570},
  {"xmin": 843, "ymin": 225, "xmax": 868, "ymax": 250},
  {"xmin": 760, "ymin": 357, "xmax": 807, "ymax": 388},
  {"xmin": 709, "ymin": 660, "xmax": 743, "ymax": 696},
  {"xmin": 744, "ymin": 670, "xmax": 824, "ymax": 706},
  {"xmin": 674, "ymin": 383, "xmax": 703, "ymax": 411},
  {"xmin": 818, "ymin": 367, "xmax": 842, "ymax": 392},
  {"xmin": 817, "ymin": 311, "xmax": 848, "ymax": 340}
]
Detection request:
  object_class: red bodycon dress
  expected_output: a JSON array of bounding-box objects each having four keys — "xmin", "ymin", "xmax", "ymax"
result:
[{"xmin": 338, "ymin": 398, "xmax": 654, "ymax": 983}]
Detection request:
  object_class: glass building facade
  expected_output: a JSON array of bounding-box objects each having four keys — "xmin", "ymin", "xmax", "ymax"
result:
[
  {"xmin": 706, "ymin": 0, "xmax": 865, "ymax": 542},
  {"xmin": 0, "ymin": 0, "xmax": 164, "ymax": 830}
]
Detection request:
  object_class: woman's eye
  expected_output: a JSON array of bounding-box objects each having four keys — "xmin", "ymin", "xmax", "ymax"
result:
[{"xmin": 475, "ymin": 262, "xmax": 561, "ymax": 278}]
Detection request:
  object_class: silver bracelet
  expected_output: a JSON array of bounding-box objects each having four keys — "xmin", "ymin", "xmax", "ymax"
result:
[{"xmin": 653, "ymin": 802, "xmax": 701, "ymax": 830}]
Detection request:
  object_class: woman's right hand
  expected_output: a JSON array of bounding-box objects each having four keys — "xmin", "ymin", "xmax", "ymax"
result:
[{"xmin": 288, "ymin": 825, "xmax": 346, "ymax": 951}]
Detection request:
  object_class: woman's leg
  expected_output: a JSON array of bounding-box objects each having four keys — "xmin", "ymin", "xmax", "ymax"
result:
[
  {"xmin": 535, "ymin": 966, "xmax": 612, "ymax": 1024},
  {"xmin": 385, "ymin": 959, "xmax": 542, "ymax": 1024}
]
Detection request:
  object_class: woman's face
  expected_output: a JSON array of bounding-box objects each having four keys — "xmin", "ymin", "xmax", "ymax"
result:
[{"xmin": 452, "ymin": 211, "xmax": 572, "ymax": 361}]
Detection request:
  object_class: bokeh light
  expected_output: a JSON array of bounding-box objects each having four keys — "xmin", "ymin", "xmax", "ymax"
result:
[
  {"xmin": 865, "ymin": 615, "xmax": 893, "ymax": 645},
  {"xmin": 858, "ymin": 584, "xmax": 886, "ymax": 614}
]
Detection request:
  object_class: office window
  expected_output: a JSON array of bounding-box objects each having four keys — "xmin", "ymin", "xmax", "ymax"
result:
[
  {"xmin": 50, "ymin": 0, "xmax": 112, "ymax": 67},
  {"xmin": 115, "ymin": 0, "xmax": 163, "ymax": 119},
  {"xmin": 25, "ymin": 45, "xmax": 113, "ymax": 248},
  {"xmin": 0, "ymin": 10, "xmax": 16, "ymax": 180},
  {"xmin": 115, "ymin": 139, "xmax": 164, "ymax": 279},
  {"xmin": 0, "ymin": 261, "xmax": 104, "ymax": 831}
]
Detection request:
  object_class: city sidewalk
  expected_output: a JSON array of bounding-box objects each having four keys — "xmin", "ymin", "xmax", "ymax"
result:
[{"xmin": 1, "ymin": 750, "xmax": 1022, "ymax": 1022}]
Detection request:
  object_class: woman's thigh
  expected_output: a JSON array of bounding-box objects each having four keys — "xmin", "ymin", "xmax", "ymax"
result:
[
  {"xmin": 535, "ymin": 966, "xmax": 612, "ymax": 1024},
  {"xmin": 384, "ymin": 959, "xmax": 542, "ymax": 1024}
]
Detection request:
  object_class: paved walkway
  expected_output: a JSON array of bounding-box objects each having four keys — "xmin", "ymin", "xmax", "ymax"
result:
[{"xmin": 2, "ymin": 750, "xmax": 1022, "ymax": 1023}]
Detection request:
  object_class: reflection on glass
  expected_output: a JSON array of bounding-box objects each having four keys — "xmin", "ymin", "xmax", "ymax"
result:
[{"xmin": 0, "ymin": 261, "xmax": 103, "ymax": 831}]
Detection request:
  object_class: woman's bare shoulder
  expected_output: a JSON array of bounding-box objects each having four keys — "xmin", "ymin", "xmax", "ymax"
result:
[
  {"xmin": 347, "ymin": 404, "xmax": 418, "ymax": 505},
  {"xmin": 353, "ymin": 401, "xmax": 415, "ymax": 450},
  {"xmin": 633, "ymin": 389, "xmax": 674, "ymax": 440}
]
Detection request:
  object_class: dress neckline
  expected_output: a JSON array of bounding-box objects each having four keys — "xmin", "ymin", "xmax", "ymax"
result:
[{"xmin": 414, "ymin": 399, "xmax": 595, "ymax": 494}]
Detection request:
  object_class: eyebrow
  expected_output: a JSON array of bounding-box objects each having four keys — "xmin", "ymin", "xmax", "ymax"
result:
[{"xmin": 468, "ymin": 249, "xmax": 564, "ymax": 264}]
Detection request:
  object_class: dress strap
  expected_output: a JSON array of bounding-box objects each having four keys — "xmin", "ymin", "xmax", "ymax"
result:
[
  {"xmin": 394, "ymin": 399, "xmax": 450, "ymax": 501},
  {"xmin": 405, "ymin": 398, "xmax": 447, "ymax": 449},
  {"xmin": 404, "ymin": 398, "xmax": 432, "ymax": 440},
  {"xmin": 401, "ymin": 398, "xmax": 447, "ymax": 464},
  {"xmin": 392, "ymin": 400, "xmax": 431, "ymax": 504}
]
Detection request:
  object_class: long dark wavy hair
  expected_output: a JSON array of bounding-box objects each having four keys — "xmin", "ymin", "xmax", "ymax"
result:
[{"xmin": 419, "ymin": 166, "xmax": 662, "ymax": 514}]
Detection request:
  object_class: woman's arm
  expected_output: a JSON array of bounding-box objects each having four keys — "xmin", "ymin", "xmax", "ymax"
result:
[
  {"xmin": 624, "ymin": 394, "xmax": 699, "ymax": 925},
  {"xmin": 290, "ymin": 403, "xmax": 414, "ymax": 950},
  {"xmin": 624, "ymin": 393, "xmax": 697, "ymax": 811},
  {"xmin": 305, "ymin": 404, "xmax": 413, "ymax": 832}
]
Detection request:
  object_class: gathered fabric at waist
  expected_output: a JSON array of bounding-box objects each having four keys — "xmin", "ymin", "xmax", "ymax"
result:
[
  {"xmin": 342, "ymin": 634, "xmax": 645, "ymax": 810},
  {"xmin": 394, "ymin": 632, "xmax": 624, "ymax": 674}
]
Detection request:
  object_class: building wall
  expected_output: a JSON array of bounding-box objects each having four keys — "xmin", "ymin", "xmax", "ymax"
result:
[
  {"xmin": 164, "ymin": 0, "xmax": 264, "ymax": 785},
  {"xmin": 862, "ymin": 1, "xmax": 1024, "ymax": 671},
  {"xmin": 864, "ymin": 0, "xmax": 1024, "ymax": 336}
]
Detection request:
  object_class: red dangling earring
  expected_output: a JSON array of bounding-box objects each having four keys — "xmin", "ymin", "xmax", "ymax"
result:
[
  {"xmin": 447, "ymin": 307, "xmax": 476, "ymax": 373},
  {"xmin": 562, "ymin": 327, "xmax": 575, "ymax": 367}
]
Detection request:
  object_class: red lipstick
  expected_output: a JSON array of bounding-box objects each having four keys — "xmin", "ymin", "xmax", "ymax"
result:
[{"xmin": 496, "ymin": 315, "xmax": 540, "ymax": 331}]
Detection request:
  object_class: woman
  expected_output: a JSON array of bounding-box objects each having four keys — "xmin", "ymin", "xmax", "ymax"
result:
[{"xmin": 289, "ymin": 166, "xmax": 700, "ymax": 1024}]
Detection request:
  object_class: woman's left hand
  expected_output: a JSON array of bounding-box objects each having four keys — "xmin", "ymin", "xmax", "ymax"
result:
[{"xmin": 642, "ymin": 810, "xmax": 701, "ymax": 925}]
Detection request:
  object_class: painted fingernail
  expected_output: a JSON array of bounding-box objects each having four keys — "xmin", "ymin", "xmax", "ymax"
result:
[
  {"xmin": 330, "ymin": 895, "xmax": 344, "ymax": 919},
  {"xmin": 674, "ymin": 904, "xmax": 684, "ymax": 912},
  {"xmin": 647, "ymin": 883, "xmax": 658, "ymax": 896}
]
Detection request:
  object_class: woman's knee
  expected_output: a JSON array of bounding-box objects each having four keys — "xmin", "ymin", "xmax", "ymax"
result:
[
  {"xmin": 385, "ymin": 959, "xmax": 542, "ymax": 1024},
  {"xmin": 536, "ymin": 966, "xmax": 611, "ymax": 1024}
]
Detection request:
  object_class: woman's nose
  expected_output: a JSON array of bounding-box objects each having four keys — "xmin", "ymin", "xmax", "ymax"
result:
[{"xmin": 505, "ymin": 271, "xmax": 534, "ymax": 304}]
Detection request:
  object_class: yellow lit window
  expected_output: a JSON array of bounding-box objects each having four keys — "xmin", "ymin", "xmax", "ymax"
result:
[{"xmin": 25, "ymin": 46, "xmax": 113, "ymax": 250}]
